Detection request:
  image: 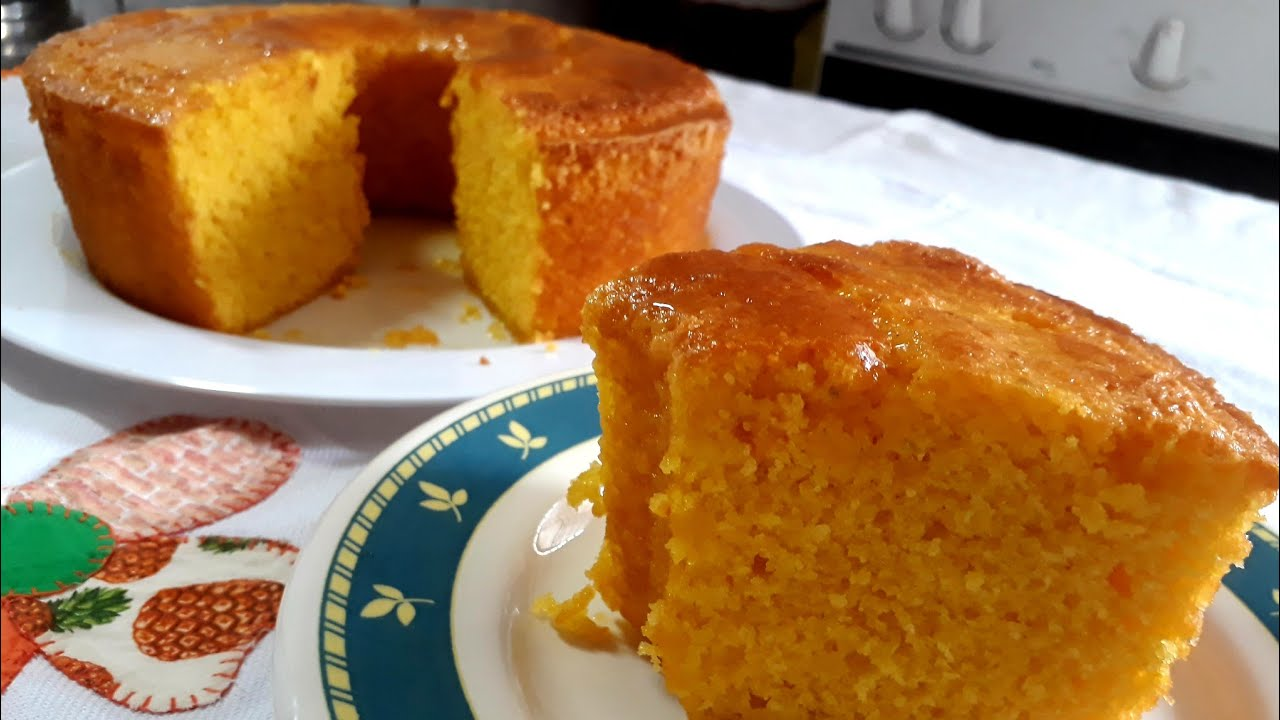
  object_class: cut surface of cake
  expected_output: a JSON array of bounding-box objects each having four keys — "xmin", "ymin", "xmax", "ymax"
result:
[
  {"xmin": 572, "ymin": 240, "xmax": 1279, "ymax": 719},
  {"xmin": 20, "ymin": 5, "xmax": 728, "ymax": 337}
]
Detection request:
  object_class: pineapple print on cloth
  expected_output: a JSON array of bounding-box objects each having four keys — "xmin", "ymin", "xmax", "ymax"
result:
[
  {"xmin": 8, "ymin": 415, "xmax": 298, "ymax": 540},
  {"xmin": 0, "ymin": 416, "xmax": 300, "ymax": 713}
]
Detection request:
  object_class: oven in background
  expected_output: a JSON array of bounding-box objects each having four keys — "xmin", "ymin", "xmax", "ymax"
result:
[{"xmin": 818, "ymin": 0, "xmax": 1279, "ymax": 200}]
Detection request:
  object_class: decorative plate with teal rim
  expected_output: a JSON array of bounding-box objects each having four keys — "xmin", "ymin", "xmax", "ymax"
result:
[{"xmin": 274, "ymin": 368, "xmax": 1280, "ymax": 720}]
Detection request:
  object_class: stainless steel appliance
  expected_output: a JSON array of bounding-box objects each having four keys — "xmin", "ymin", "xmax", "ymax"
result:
[{"xmin": 819, "ymin": 0, "xmax": 1280, "ymax": 198}]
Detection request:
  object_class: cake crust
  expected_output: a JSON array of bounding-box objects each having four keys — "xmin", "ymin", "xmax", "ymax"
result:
[
  {"xmin": 22, "ymin": 7, "xmax": 726, "ymax": 133},
  {"xmin": 589, "ymin": 241, "xmax": 1278, "ymax": 474}
]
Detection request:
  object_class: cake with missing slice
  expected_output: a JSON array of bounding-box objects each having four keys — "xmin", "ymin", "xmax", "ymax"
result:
[
  {"xmin": 21, "ymin": 5, "xmax": 727, "ymax": 339},
  {"xmin": 568, "ymin": 240, "xmax": 1278, "ymax": 719}
]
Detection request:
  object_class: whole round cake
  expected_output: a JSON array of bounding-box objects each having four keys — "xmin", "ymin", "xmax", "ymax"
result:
[{"xmin": 20, "ymin": 5, "xmax": 729, "ymax": 339}]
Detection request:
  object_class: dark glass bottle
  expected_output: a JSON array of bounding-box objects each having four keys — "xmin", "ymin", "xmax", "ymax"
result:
[{"xmin": 597, "ymin": 0, "xmax": 828, "ymax": 90}]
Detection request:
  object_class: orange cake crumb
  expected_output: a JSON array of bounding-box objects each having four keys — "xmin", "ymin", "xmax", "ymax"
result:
[
  {"xmin": 432, "ymin": 257, "xmax": 463, "ymax": 278},
  {"xmin": 57, "ymin": 247, "xmax": 85, "ymax": 269},
  {"xmin": 532, "ymin": 587, "xmax": 615, "ymax": 650},
  {"xmin": 573, "ymin": 240, "xmax": 1279, "ymax": 720},
  {"xmin": 458, "ymin": 303, "xmax": 484, "ymax": 323},
  {"xmin": 478, "ymin": 355, "xmax": 491, "ymax": 366},
  {"xmin": 567, "ymin": 461, "xmax": 604, "ymax": 517},
  {"xmin": 329, "ymin": 273, "xmax": 368, "ymax": 299},
  {"xmin": 486, "ymin": 321, "xmax": 510, "ymax": 342},
  {"xmin": 383, "ymin": 325, "xmax": 440, "ymax": 349}
]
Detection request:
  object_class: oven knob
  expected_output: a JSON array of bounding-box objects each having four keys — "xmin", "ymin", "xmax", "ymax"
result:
[
  {"xmin": 1133, "ymin": 17, "xmax": 1189, "ymax": 90},
  {"xmin": 875, "ymin": 0, "xmax": 924, "ymax": 42},
  {"xmin": 942, "ymin": 0, "xmax": 992, "ymax": 54}
]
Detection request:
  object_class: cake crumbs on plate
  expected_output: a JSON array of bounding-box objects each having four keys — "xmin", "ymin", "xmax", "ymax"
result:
[
  {"xmin": 567, "ymin": 461, "xmax": 604, "ymax": 517},
  {"xmin": 458, "ymin": 303, "xmax": 484, "ymax": 323},
  {"xmin": 384, "ymin": 325, "xmax": 440, "ymax": 349},
  {"xmin": 432, "ymin": 257, "xmax": 463, "ymax": 277},
  {"xmin": 329, "ymin": 272, "xmax": 368, "ymax": 299},
  {"xmin": 486, "ymin": 321, "xmax": 510, "ymax": 342},
  {"xmin": 479, "ymin": 355, "xmax": 491, "ymax": 366},
  {"xmin": 58, "ymin": 247, "xmax": 86, "ymax": 269},
  {"xmin": 532, "ymin": 587, "xmax": 615, "ymax": 650}
]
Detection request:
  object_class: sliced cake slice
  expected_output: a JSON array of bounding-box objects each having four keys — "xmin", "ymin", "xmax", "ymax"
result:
[{"xmin": 574, "ymin": 240, "xmax": 1278, "ymax": 720}]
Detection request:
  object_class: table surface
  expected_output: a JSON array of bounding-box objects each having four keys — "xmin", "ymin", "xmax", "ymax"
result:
[{"xmin": 2, "ymin": 72, "xmax": 1278, "ymax": 720}]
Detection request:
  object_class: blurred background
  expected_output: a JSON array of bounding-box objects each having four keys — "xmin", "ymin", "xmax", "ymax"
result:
[{"xmin": 4, "ymin": 0, "xmax": 1276, "ymax": 199}]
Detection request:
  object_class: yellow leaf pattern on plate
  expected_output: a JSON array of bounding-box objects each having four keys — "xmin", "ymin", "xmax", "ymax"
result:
[
  {"xmin": 419, "ymin": 481, "xmax": 467, "ymax": 522},
  {"xmin": 396, "ymin": 602, "xmax": 416, "ymax": 626},
  {"xmin": 497, "ymin": 420, "xmax": 547, "ymax": 460},
  {"xmin": 421, "ymin": 482, "xmax": 450, "ymax": 502},
  {"xmin": 372, "ymin": 584, "xmax": 403, "ymax": 601},
  {"xmin": 360, "ymin": 598, "xmax": 398, "ymax": 618},
  {"xmin": 360, "ymin": 583, "xmax": 434, "ymax": 626}
]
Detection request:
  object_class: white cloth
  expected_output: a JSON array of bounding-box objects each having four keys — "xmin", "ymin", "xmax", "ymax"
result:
[{"xmin": 2, "ymin": 73, "xmax": 1277, "ymax": 719}]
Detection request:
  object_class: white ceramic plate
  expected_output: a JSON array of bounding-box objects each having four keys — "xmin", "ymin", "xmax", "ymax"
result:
[
  {"xmin": 0, "ymin": 158, "xmax": 801, "ymax": 405},
  {"xmin": 274, "ymin": 369, "xmax": 1280, "ymax": 720}
]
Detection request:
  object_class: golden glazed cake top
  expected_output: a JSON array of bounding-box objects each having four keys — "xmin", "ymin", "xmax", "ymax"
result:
[
  {"xmin": 587, "ymin": 241, "xmax": 1279, "ymax": 478},
  {"xmin": 21, "ymin": 4, "xmax": 727, "ymax": 138}
]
